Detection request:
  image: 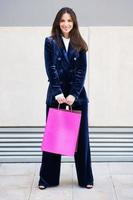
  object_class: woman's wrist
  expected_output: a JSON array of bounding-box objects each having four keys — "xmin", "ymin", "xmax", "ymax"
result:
[
  {"xmin": 55, "ymin": 93, "xmax": 66, "ymax": 104},
  {"xmin": 55, "ymin": 93, "xmax": 64, "ymax": 100}
]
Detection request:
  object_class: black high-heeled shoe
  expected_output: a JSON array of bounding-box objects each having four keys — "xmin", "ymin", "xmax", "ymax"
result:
[
  {"xmin": 38, "ymin": 185, "xmax": 46, "ymax": 190},
  {"xmin": 85, "ymin": 184, "xmax": 93, "ymax": 189}
]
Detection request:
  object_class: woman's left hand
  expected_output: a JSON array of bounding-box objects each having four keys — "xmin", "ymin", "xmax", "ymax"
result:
[{"xmin": 66, "ymin": 95, "xmax": 75, "ymax": 106}]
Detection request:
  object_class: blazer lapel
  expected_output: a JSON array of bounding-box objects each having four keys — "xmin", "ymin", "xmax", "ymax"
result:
[
  {"xmin": 63, "ymin": 49, "xmax": 70, "ymax": 63},
  {"xmin": 67, "ymin": 42, "xmax": 78, "ymax": 62},
  {"xmin": 60, "ymin": 37, "xmax": 70, "ymax": 64},
  {"xmin": 61, "ymin": 40, "xmax": 78, "ymax": 64},
  {"xmin": 54, "ymin": 36, "xmax": 79, "ymax": 64}
]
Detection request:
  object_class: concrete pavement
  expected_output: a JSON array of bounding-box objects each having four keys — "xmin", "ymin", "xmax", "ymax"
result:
[{"xmin": 0, "ymin": 162, "xmax": 133, "ymax": 200}]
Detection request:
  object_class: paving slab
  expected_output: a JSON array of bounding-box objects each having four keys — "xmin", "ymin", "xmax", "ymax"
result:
[
  {"xmin": 30, "ymin": 163, "xmax": 73, "ymax": 200},
  {"xmin": 0, "ymin": 163, "xmax": 36, "ymax": 176},
  {"xmin": 29, "ymin": 186, "xmax": 72, "ymax": 200},
  {"xmin": 112, "ymin": 175, "xmax": 133, "ymax": 200},
  {"xmin": 0, "ymin": 175, "xmax": 34, "ymax": 189},
  {"xmin": 35, "ymin": 163, "xmax": 41, "ymax": 177},
  {"xmin": 72, "ymin": 164, "xmax": 117, "ymax": 200},
  {"xmin": 0, "ymin": 162, "xmax": 132, "ymax": 200},
  {"xmin": 0, "ymin": 187, "xmax": 31, "ymax": 200},
  {"xmin": 91, "ymin": 162, "xmax": 110, "ymax": 176},
  {"xmin": 72, "ymin": 176, "xmax": 117, "ymax": 200},
  {"xmin": 109, "ymin": 162, "xmax": 133, "ymax": 175}
]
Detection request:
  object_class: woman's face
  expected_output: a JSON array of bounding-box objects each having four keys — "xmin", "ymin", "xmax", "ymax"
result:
[{"xmin": 59, "ymin": 13, "xmax": 73, "ymax": 38}]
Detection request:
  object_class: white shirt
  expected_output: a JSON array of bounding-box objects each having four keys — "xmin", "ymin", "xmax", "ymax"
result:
[{"xmin": 62, "ymin": 36, "xmax": 70, "ymax": 52}]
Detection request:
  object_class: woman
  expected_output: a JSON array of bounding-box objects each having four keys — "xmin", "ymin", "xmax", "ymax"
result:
[{"xmin": 38, "ymin": 7, "xmax": 94, "ymax": 189}]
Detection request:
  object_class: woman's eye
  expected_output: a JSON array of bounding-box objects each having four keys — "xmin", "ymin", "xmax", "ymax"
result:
[
  {"xmin": 60, "ymin": 19, "xmax": 65, "ymax": 22},
  {"xmin": 60, "ymin": 19, "xmax": 72, "ymax": 23}
]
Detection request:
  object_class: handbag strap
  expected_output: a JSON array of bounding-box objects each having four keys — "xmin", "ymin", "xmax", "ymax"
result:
[{"xmin": 58, "ymin": 103, "xmax": 72, "ymax": 111}]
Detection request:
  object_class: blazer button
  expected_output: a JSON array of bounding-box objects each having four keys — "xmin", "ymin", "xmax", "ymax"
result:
[
  {"xmin": 74, "ymin": 57, "xmax": 77, "ymax": 60},
  {"xmin": 58, "ymin": 57, "xmax": 61, "ymax": 61}
]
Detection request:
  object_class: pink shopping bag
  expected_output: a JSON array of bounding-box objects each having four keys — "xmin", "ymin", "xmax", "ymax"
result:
[{"xmin": 41, "ymin": 107, "xmax": 82, "ymax": 156}]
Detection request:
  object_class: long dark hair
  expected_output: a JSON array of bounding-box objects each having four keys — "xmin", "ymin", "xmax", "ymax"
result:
[{"xmin": 51, "ymin": 7, "xmax": 88, "ymax": 52}]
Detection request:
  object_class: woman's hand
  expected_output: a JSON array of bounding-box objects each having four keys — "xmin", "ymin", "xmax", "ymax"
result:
[
  {"xmin": 55, "ymin": 93, "xmax": 66, "ymax": 104},
  {"xmin": 66, "ymin": 95, "xmax": 75, "ymax": 106},
  {"xmin": 56, "ymin": 96, "xmax": 67, "ymax": 104}
]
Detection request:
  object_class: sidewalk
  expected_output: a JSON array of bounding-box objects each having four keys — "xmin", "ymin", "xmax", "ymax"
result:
[{"xmin": 0, "ymin": 162, "xmax": 133, "ymax": 200}]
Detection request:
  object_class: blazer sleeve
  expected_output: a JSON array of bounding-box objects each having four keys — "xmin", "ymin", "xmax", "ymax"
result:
[
  {"xmin": 69, "ymin": 50, "xmax": 87, "ymax": 100},
  {"xmin": 44, "ymin": 37, "xmax": 63, "ymax": 96}
]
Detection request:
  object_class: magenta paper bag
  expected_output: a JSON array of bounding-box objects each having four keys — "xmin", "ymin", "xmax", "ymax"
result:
[{"xmin": 41, "ymin": 107, "xmax": 82, "ymax": 156}]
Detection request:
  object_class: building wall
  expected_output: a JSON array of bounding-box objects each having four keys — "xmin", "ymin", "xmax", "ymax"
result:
[{"xmin": 0, "ymin": 26, "xmax": 133, "ymax": 126}]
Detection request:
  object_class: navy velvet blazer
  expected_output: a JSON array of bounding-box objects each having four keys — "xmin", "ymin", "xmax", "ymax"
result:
[{"xmin": 44, "ymin": 36, "xmax": 89, "ymax": 106}]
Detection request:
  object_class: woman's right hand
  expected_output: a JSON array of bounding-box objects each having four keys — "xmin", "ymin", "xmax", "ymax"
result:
[
  {"xmin": 55, "ymin": 93, "xmax": 66, "ymax": 104},
  {"xmin": 56, "ymin": 96, "xmax": 67, "ymax": 104}
]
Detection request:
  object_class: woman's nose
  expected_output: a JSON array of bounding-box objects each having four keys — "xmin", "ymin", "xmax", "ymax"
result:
[{"xmin": 64, "ymin": 21, "xmax": 69, "ymax": 26}]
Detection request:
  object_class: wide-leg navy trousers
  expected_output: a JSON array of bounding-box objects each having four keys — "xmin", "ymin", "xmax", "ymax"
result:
[{"xmin": 39, "ymin": 102, "xmax": 94, "ymax": 187}]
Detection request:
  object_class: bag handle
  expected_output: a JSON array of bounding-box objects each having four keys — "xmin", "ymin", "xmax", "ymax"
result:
[{"xmin": 58, "ymin": 103, "xmax": 72, "ymax": 111}]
